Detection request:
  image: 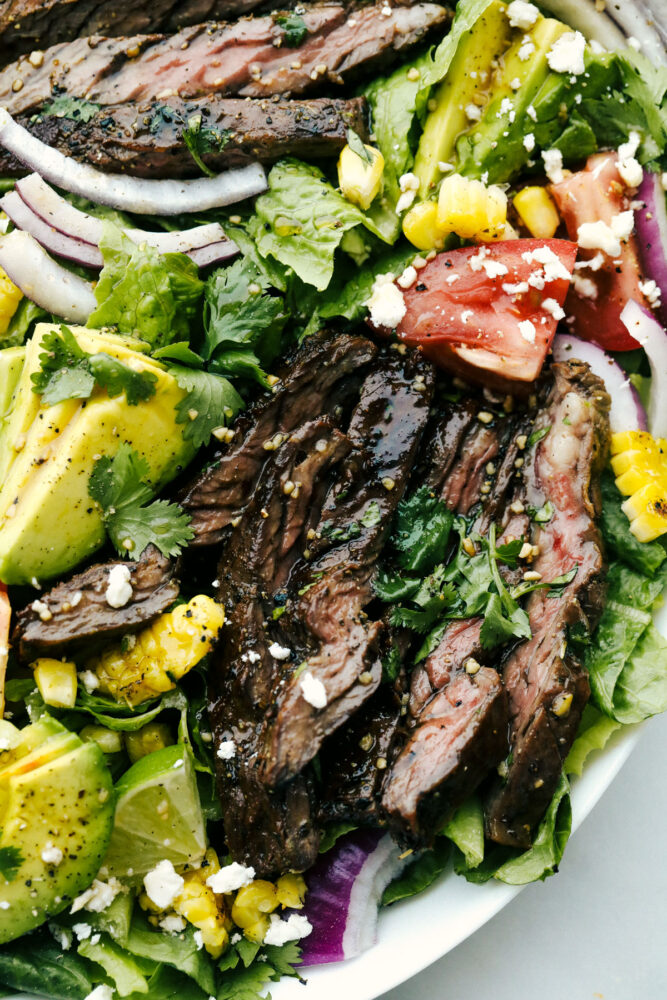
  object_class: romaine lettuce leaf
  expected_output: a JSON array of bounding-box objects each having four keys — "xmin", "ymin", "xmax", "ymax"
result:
[
  {"xmin": 492, "ymin": 773, "xmax": 571, "ymax": 885},
  {"xmin": 564, "ymin": 704, "xmax": 622, "ymax": 777},
  {"xmin": 441, "ymin": 795, "xmax": 485, "ymax": 868},
  {"xmin": 78, "ymin": 934, "xmax": 150, "ymax": 996},
  {"xmin": 611, "ymin": 624, "xmax": 667, "ymax": 724},
  {"xmin": 89, "ymin": 225, "xmax": 204, "ymax": 349},
  {"xmin": 381, "ymin": 838, "xmax": 451, "ymax": 906}
]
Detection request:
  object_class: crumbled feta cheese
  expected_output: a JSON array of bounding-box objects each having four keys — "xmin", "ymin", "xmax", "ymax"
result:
[
  {"xmin": 438, "ymin": 161, "xmax": 454, "ymax": 173},
  {"xmin": 41, "ymin": 843, "xmax": 64, "ymax": 866},
  {"xmin": 268, "ymin": 641, "xmax": 291, "ymax": 660},
  {"xmin": 542, "ymin": 148, "xmax": 564, "ymax": 184},
  {"xmin": 541, "ymin": 297, "xmax": 565, "ymax": 321},
  {"xmin": 105, "ymin": 565, "xmax": 133, "ymax": 609},
  {"xmin": 616, "ymin": 131, "xmax": 643, "ymax": 189},
  {"xmin": 206, "ymin": 862, "xmax": 256, "ymax": 894},
  {"xmin": 160, "ymin": 914, "xmax": 187, "ymax": 933},
  {"xmin": 522, "ymin": 245, "xmax": 573, "ymax": 282},
  {"xmin": 71, "ymin": 878, "xmax": 123, "ymax": 914},
  {"xmin": 395, "ymin": 190, "xmax": 416, "ymax": 214},
  {"xmin": 574, "ymin": 252, "xmax": 605, "ymax": 272},
  {"xmin": 577, "ymin": 211, "xmax": 634, "ymax": 257},
  {"xmin": 518, "ymin": 319, "xmax": 536, "ymax": 343},
  {"xmin": 498, "ymin": 97, "xmax": 514, "ymax": 118},
  {"xmin": 640, "ymin": 279, "xmax": 662, "ymax": 309},
  {"xmin": 483, "ymin": 259, "xmax": 509, "ymax": 279},
  {"xmin": 589, "ymin": 39, "xmax": 606, "ymax": 55},
  {"xmin": 469, "ymin": 247, "xmax": 489, "ymax": 272},
  {"xmin": 464, "ymin": 102, "xmax": 482, "ymax": 122},
  {"xmin": 0, "ymin": 901, "xmax": 10, "ymax": 911},
  {"xmin": 79, "ymin": 670, "xmax": 100, "ymax": 694},
  {"xmin": 502, "ymin": 281, "xmax": 529, "ymax": 296},
  {"xmin": 397, "ymin": 265, "xmax": 418, "ymax": 289},
  {"xmin": 366, "ymin": 273, "xmax": 407, "ymax": 329},
  {"xmin": 547, "ymin": 31, "xmax": 586, "ymax": 76},
  {"xmin": 461, "ymin": 309, "xmax": 474, "ymax": 325},
  {"xmin": 519, "ymin": 39, "xmax": 535, "ymax": 61},
  {"xmin": 526, "ymin": 104, "xmax": 537, "ymax": 122},
  {"xmin": 299, "ymin": 671, "xmax": 328, "ymax": 709},
  {"xmin": 230, "ymin": 933, "xmax": 242, "ymax": 945},
  {"xmin": 193, "ymin": 930, "xmax": 204, "ymax": 950},
  {"xmin": 445, "ymin": 273, "xmax": 460, "ymax": 285},
  {"xmin": 49, "ymin": 923, "xmax": 72, "ymax": 950},
  {"xmin": 398, "ymin": 172, "xmax": 419, "ymax": 193},
  {"xmin": 143, "ymin": 861, "xmax": 184, "ymax": 911},
  {"xmin": 572, "ymin": 272, "xmax": 598, "ymax": 300},
  {"xmin": 216, "ymin": 739, "xmax": 236, "ymax": 760},
  {"xmin": 84, "ymin": 986, "xmax": 114, "ymax": 1000},
  {"xmin": 241, "ymin": 650, "xmax": 261, "ymax": 664},
  {"xmin": 263, "ymin": 913, "xmax": 313, "ymax": 947},
  {"xmin": 523, "ymin": 133, "xmax": 535, "ymax": 152},
  {"xmin": 506, "ymin": 1, "xmax": 539, "ymax": 30},
  {"xmin": 510, "ymin": 77, "xmax": 521, "ymax": 90},
  {"xmin": 72, "ymin": 923, "xmax": 93, "ymax": 941}
]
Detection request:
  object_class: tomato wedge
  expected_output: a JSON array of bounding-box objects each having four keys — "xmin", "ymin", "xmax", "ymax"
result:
[
  {"xmin": 549, "ymin": 152, "xmax": 649, "ymax": 351},
  {"xmin": 370, "ymin": 239, "xmax": 577, "ymax": 391},
  {"xmin": 0, "ymin": 584, "xmax": 10, "ymax": 717}
]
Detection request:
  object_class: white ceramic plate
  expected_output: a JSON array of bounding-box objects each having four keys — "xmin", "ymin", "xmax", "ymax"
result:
[{"xmin": 271, "ymin": 3, "xmax": 667, "ymax": 996}]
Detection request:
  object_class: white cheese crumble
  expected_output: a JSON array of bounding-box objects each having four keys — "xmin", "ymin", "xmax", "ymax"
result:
[
  {"xmin": 464, "ymin": 102, "xmax": 482, "ymax": 122},
  {"xmin": 79, "ymin": 670, "xmax": 100, "ymax": 694},
  {"xmin": 105, "ymin": 565, "xmax": 133, "ymax": 609},
  {"xmin": 542, "ymin": 148, "xmax": 564, "ymax": 184},
  {"xmin": 193, "ymin": 930, "xmax": 204, "ymax": 950},
  {"xmin": 572, "ymin": 272, "xmax": 598, "ymax": 300},
  {"xmin": 506, "ymin": 1, "xmax": 539, "ymax": 30},
  {"xmin": 72, "ymin": 923, "xmax": 93, "ymax": 941},
  {"xmin": 83, "ymin": 986, "xmax": 115, "ymax": 1000},
  {"xmin": 216, "ymin": 739, "xmax": 237, "ymax": 760},
  {"xmin": 49, "ymin": 924, "xmax": 72, "ymax": 950},
  {"xmin": 461, "ymin": 309, "xmax": 474, "ymax": 325},
  {"xmin": 241, "ymin": 650, "xmax": 261, "ymax": 664},
  {"xmin": 547, "ymin": 31, "xmax": 586, "ymax": 76},
  {"xmin": 502, "ymin": 280, "xmax": 529, "ymax": 296},
  {"xmin": 263, "ymin": 913, "xmax": 313, "ymax": 947},
  {"xmin": 143, "ymin": 860, "xmax": 184, "ymax": 910},
  {"xmin": 41, "ymin": 843, "xmax": 64, "ymax": 866},
  {"xmin": 574, "ymin": 252, "xmax": 605, "ymax": 272},
  {"xmin": 366, "ymin": 273, "xmax": 407, "ymax": 329},
  {"xmin": 0, "ymin": 902, "xmax": 10, "ymax": 911},
  {"xmin": 396, "ymin": 172, "xmax": 419, "ymax": 213},
  {"xmin": 577, "ymin": 211, "xmax": 634, "ymax": 257},
  {"xmin": 640, "ymin": 279, "xmax": 662, "ymax": 309},
  {"xmin": 397, "ymin": 265, "xmax": 418, "ymax": 289},
  {"xmin": 519, "ymin": 39, "xmax": 535, "ymax": 62},
  {"xmin": 71, "ymin": 878, "xmax": 122, "ymax": 914},
  {"xmin": 521, "ymin": 245, "xmax": 572, "ymax": 282},
  {"xmin": 160, "ymin": 914, "xmax": 187, "ymax": 933},
  {"xmin": 616, "ymin": 131, "xmax": 643, "ymax": 189},
  {"xmin": 268, "ymin": 641, "xmax": 291, "ymax": 660},
  {"xmin": 468, "ymin": 247, "xmax": 507, "ymax": 279},
  {"xmin": 518, "ymin": 319, "xmax": 536, "ymax": 343},
  {"xmin": 526, "ymin": 104, "xmax": 537, "ymax": 122},
  {"xmin": 523, "ymin": 133, "xmax": 535, "ymax": 152},
  {"xmin": 299, "ymin": 671, "xmax": 328, "ymax": 709},
  {"xmin": 206, "ymin": 862, "xmax": 256, "ymax": 894},
  {"xmin": 541, "ymin": 297, "xmax": 566, "ymax": 321}
]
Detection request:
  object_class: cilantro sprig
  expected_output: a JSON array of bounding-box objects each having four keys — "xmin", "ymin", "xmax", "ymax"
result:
[
  {"xmin": 88, "ymin": 445, "xmax": 194, "ymax": 559},
  {"xmin": 31, "ymin": 327, "xmax": 157, "ymax": 406},
  {"xmin": 183, "ymin": 114, "xmax": 230, "ymax": 178},
  {"xmin": 274, "ymin": 12, "xmax": 309, "ymax": 47}
]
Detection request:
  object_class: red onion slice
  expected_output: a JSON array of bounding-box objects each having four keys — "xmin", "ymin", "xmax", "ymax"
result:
[
  {"xmin": 635, "ymin": 171, "xmax": 667, "ymax": 327},
  {"xmin": 0, "ymin": 230, "xmax": 96, "ymax": 323},
  {"xmin": 552, "ymin": 333, "xmax": 647, "ymax": 433},
  {"xmin": 300, "ymin": 830, "xmax": 407, "ymax": 967},
  {"xmin": 620, "ymin": 299, "xmax": 667, "ymax": 438},
  {"xmin": 1, "ymin": 190, "xmax": 104, "ymax": 269},
  {"xmin": 16, "ymin": 173, "xmax": 240, "ymax": 265},
  {"xmin": 0, "ymin": 110, "xmax": 267, "ymax": 215}
]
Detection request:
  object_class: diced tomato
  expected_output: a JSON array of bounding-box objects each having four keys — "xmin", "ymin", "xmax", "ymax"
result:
[
  {"xmin": 370, "ymin": 239, "xmax": 577, "ymax": 391},
  {"xmin": 549, "ymin": 152, "xmax": 649, "ymax": 351},
  {"xmin": 0, "ymin": 584, "xmax": 9, "ymax": 717}
]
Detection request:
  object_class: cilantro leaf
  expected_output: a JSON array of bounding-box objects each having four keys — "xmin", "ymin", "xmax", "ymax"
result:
[
  {"xmin": 360, "ymin": 500, "xmax": 382, "ymax": 528},
  {"xmin": 480, "ymin": 594, "xmax": 531, "ymax": 649},
  {"xmin": 527, "ymin": 425, "xmax": 551, "ymax": 448},
  {"xmin": 346, "ymin": 127, "xmax": 373, "ymax": 165},
  {"xmin": 170, "ymin": 364, "xmax": 244, "ymax": 449},
  {"xmin": 152, "ymin": 342, "xmax": 205, "ymax": 367},
  {"xmin": 0, "ymin": 845, "xmax": 23, "ymax": 881},
  {"xmin": 31, "ymin": 326, "xmax": 156, "ymax": 406},
  {"xmin": 41, "ymin": 95, "xmax": 101, "ymax": 122},
  {"xmin": 382, "ymin": 643, "xmax": 402, "ymax": 683},
  {"xmin": 393, "ymin": 486, "xmax": 453, "ymax": 574},
  {"xmin": 182, "ymin": 114, "xmax": 230, "ymax": 177},
  {"xmin": 88, "ymin": 444, "xmax": 193, "ymax": 559},
  {"xmin": 529, "ymin": 500, "xmax": 555, "ymax": 524},
  {"xmin": 274, "ymin": 12, "xmax": 309, "ymax": 47}
]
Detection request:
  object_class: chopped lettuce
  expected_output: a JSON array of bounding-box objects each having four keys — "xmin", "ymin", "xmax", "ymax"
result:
[
  {"xmin": 382, "ymin": 839, "xmax": 451, "ymax": 907},
  {"xmin": 0, "ymin": 298, "xmax": 47, "ymax": 347},
  {"xmin": 125, "ymin": 915, "xmax": 215, "ymax": 995},
  {"xmin": 442, "ymin": 796, "xmax": 485, "ymax": 869},
  {"xmin": 89, "ymin": 225, "xmax": 204, "ymax": 349},
  {"xmin": 78, "ymin": 935, "xmax": 149, "ymax": 997},
  {"xmin": 564, "ymin": 704, "xmax": 622, "ymax": 777}
]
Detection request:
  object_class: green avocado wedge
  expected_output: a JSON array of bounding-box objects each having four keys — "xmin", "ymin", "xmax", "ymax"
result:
[{"xmin": 0, "ymin": 719, "xmax": 114, "ymax": 944}]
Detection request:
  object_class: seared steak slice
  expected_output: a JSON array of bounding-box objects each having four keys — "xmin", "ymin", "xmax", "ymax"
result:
[
  {"xmin": 12, "ymin": 545, "xmax": 178, "ymax": 661},
  {"xmin": 0, "ymin": 96, "xmax": 370, "ymax": 178},
  {"xmin": 257, "ymin": 349, "xmax": 435, "ymax": 787},
  {"xmin": 180, "ymin": 331, "xmax": 376, "ymax": 546},
  {"xmin": 485, "ymin": 361, "xmax": 610, "ymax": 847},
  {"xmin": 0, "ymin": 3, "xmax": 449, "ymax": 115},
  {"xmin": 210, "ymin": 417, "xmax": 351, "ymax": 875},
  {"xmin": 0, "ymin": 0, "xmax": 264, "ymax": 62}
]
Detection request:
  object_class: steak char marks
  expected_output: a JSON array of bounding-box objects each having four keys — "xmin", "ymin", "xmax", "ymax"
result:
[
  {"xmin": 485, "ymin": 361, "xmax": 610, "ymax": 847},
  {"xmin": 207, "ymin": 336, "xmax": 434, "ymax": 874}
]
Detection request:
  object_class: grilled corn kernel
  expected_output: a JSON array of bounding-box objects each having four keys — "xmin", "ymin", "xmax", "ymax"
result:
[
  {"xmin": 338, "ymin": 142, "xmax": 384, "ymax": 211},
  {"xmin": 513, "ymin": 186, "xmax": 560, "ymax": 239},
  {"xmin": 174, "ymin": 868, "xmax": 229, "ymax": 958},
  {"xmin": 437, "ymin": 173, "xmax": 507, "ymax": 242},
  {"xmin": 87, "ymin": 595, "xmax": 224, "ymax": 706},
  {"xmin": 79, "ymin": 725, "xmax": 124, "ymax": 754},
  {"xmin": 610, "ymin": 430, "xmax": 667, "ymax": 541},
  {"xmin": 232, "ymin": 880, "xmax": 279, "ymax": 941},
  {"xmin": 124, "ymin": 722, "xmax": 174, "ymax": 762},
  {"xmin": 402, "ymin": 200, "xmax": 445, "ymax": 251},
  {"xmin": 0, "ymin": 265, "xmax": 23, "ymax": 335},
  {"xmin": 31, "ymin": 658, "xmax": 77, "ymax": 708},
  {"xmin": 275, "ymin": 873, "xmax": 307, "ymax": 909}
]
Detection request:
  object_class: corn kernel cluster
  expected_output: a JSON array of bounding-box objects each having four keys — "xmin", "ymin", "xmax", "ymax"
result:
[
  {"xmin": 403, "ymin": 173, "xmax": 508, "ymax": 250},
  {"xmin": 232, "ymin": 874, "xmax": 307, "ymax": 943},
  {"xmin": 513, "ymin": 185, "xmax": 561, "ymax": 239},
  {"xmin": 31, "ymin": 658, "xmax": 77, "ymax": 708},
  {"xmin": 86, "ymin": 595, "xmax": 224, "ymax": 706},
  {"xmin": 0, "ymin": 266, "xmax": 23, "ymax": 335},
  {"xmin": 610, "ymin": 430, "xmax": 667, "ymax": 542},
  {"xmin": 338, "ymin": 141, "xmax": 385, "ymax": 211}
]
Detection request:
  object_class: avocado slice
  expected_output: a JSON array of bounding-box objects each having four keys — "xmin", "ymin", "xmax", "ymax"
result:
[
  {"xmin": 0, "ymin": 346, "xmax": 26, "ymax": 484},
  {"xmin": 455, "ymin": 17, "xmax": 570, "ymax": 184},
  {"xmin": 413, "ymin": 0, "xmax": 512, "ymax": 198},
  {"xmin": 0, "ymin": 720, "xmax": 114, "ymax": 944},
  {"xmin": 0, "ymin": 324, "xmax": 197, "ymax": 585}
]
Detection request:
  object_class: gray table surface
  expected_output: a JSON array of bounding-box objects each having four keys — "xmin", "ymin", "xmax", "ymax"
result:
[{"xmin": 380, "ymin": 713, "xmax": 667, "ymax": 1000}]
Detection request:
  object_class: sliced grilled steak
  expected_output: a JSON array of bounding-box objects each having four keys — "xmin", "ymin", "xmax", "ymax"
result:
[
  {"xmin": 257, "ymin": 348, "xmax": 435, "ymax": 787},
  {"xmin": 0, "ymin": 96, "xmax": 370, "ymax": 177},
  {"xmin": 0, "ymin": 3, "xmax": 449, "ymax": 115},
  {"xmin": 485, "ymin": 361, "xmax": 610, "ymax": 847},
  {"xmin": 180, "ymin": 331, "xmax": 377, "ymax": 546},
  {"xmin": 12, "ymin": 545, "xmax": 178, "ymax": 661},
  {"xmin": 210, "ymin": 418, "xmax": 351, "ymax": 875},
  {"xmin": 0, "ymin": 0, "xmax": 264, "ymax": 62}
]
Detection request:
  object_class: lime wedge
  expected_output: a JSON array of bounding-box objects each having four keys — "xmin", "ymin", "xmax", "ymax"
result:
[{"xmin": 103, "ymin": 743, "xmax": 206, "ymax": 880}]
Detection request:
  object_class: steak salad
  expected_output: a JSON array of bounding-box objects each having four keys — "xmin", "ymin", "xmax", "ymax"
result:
[{"xmin": 0, "ymin": 0, "xmax": 665, "ymax": 996}]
